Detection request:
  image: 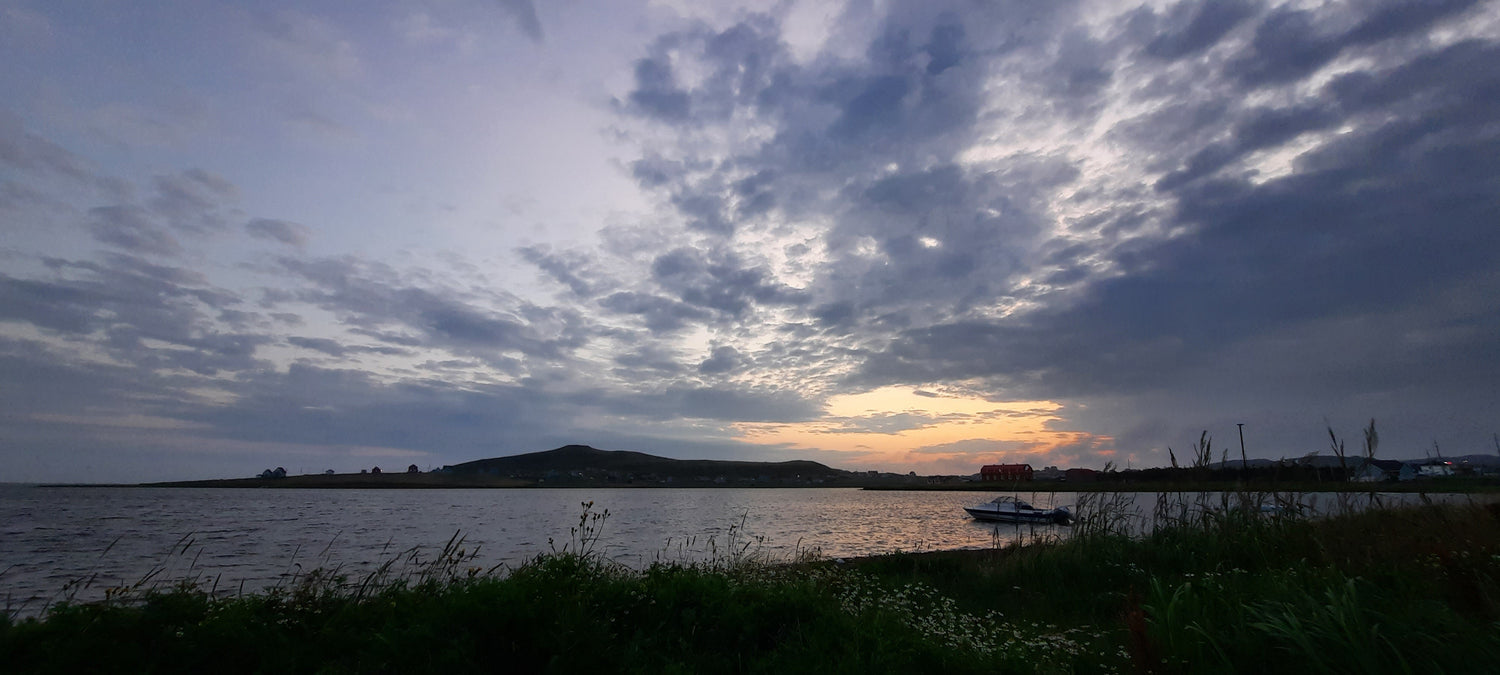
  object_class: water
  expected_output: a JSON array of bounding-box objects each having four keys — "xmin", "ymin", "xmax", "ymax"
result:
[
  {"xmin": 0, "ymin": 485, "xmax": 1485, "ymax": 617},
  {"xmin": 0, "ymin": 486, "xmax": 1067, "ymax": 613}
]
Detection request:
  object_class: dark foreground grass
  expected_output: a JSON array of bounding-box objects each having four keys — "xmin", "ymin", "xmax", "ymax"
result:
[{"xmin": 4, "ymin": 499, "xmax": 1499, "ymax": 674}]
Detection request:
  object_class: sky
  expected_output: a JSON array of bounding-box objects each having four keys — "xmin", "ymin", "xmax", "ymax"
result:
[{"xmin": 2, "ymin": 0, "xmax": 1498, "ymax": 482}]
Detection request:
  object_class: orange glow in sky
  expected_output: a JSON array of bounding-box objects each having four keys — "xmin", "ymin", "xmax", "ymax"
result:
[{"xmin": 733, "ymin": 386, "xmax": 1114, "ymax": 474}]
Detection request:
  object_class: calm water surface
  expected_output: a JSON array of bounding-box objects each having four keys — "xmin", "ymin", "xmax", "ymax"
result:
[
  {"xmin": 0, "ymin": 486, "xmax": 1483, "ymax": 616},
  {"xmin": 0, "ymin": 486, "xmax": 1068, "ymax": 613}
]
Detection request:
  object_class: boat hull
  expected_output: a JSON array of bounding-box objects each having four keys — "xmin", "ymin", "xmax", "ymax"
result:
[{"xmin": 964, "ymin": 506, "xmax": 1071, "ymax": 525}]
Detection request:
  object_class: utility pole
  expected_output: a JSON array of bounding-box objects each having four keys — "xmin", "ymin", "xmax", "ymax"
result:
[{"xmin": 1237, "ymin": 423, "xmax": 1247, "ymax": 475}]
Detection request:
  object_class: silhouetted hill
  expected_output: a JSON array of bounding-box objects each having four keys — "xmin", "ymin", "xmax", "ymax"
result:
[{"xmin": 445, "ymin": 445, "xmax": 847, "ymax": 484}]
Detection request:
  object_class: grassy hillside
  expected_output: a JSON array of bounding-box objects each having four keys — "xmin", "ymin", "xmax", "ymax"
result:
[{"xmin": 447, "ymin": 444, "xmax": 848, "ymax": 483}]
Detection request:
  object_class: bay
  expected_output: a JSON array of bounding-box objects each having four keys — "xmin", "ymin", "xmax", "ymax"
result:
[{"xmin": 0, "ymin": 485, "xmax": 1481, "ymax": 617}]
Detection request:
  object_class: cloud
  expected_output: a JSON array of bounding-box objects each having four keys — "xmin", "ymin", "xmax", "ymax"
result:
[
  {"xmin": 601, "ymin": 0, "xmax": 1500, "ymax": 465},
  {"xmin": 87, "ymin": 206, "xmax": 183, "ymax": 257},
  {"xmin": 1225, "ymin": 0, "xmax": 1482, "ymax": 86},
  {"xmin": 496, "ymin": 0, "xmax": 543, "ymax": 43},
  {"xmin": 518, "ymin": 244, "xmax": 594, "ymax": 297},
  {"xmin": 149, "ymin": 169, "xmax": 237, "ymax": 233},
  {"xmin": 1143, "ymin": 0, "xmax": 1259, "ymax": 60},
  {"xmin": 245, "ymin": 218, "xmax": 310, "ymax": 247},
  {"xmin": 5, "ymin": 0, "xmax": 1499, "ymax": 481},
  {"xmin": 254, "ymin": 9, "xmax": 362, "ymax": 81},
  {"xmin": 277, "ymin": 256, "xmax": 591, "ymax": 363},
  {"xmin": 0, "ymin": 110, "xmax": 97, "ymax": 182},
  {"xmin": 697, "ymin": 345, "xmax": 742, "ymax": 374}
]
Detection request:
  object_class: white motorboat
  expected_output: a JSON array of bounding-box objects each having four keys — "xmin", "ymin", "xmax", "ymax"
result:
[{"xmin": 964, "ymin": 496, "xmax": 1072, "ymax": 525}]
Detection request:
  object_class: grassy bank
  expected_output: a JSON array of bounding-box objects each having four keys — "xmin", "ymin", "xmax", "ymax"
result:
[
  {"xmin": 867, "ymin": 477, "xmax": 1500, "ymax": 493},
  {"xmin": 4, "ymin": 499, "xmax": 1499, "ymax": 673}
]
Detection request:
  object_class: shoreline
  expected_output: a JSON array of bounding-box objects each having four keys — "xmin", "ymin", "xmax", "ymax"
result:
[{"xmin": 29, "ymin": 477, "xmax": 1500, "ymax": 493}]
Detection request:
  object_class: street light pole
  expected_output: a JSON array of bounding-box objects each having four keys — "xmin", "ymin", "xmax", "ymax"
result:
[{"xmin": 1237, "ymin": 423, "xmax": 1247, "ymax": 475}]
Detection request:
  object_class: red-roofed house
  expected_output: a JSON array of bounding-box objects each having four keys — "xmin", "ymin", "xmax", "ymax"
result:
[{"xmin": 980, "ymin": 464, "xmax": 1034, "ymax": 481}]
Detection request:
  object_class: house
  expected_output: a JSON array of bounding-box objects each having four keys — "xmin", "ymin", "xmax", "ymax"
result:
[
  {"xmin": 1415, "ymin": 461, "xmax": 1454, "ymax": 478},
  {"xmin": 407, "ymin": 464, "xmax": 420, "ymax": 474},
  {"xmin": 1034, "ymin": 465, "xmax": 1065, "ymax": 481},
  {"xmin": 980, "ymin": 464, "xmax": 1034, "ymax": 481},
  {"xmin": 1351, "ymin": 458, "xmax": 1414, "ymax": 482}
]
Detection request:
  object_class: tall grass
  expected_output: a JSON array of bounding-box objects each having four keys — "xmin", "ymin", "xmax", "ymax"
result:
[{"xmin": 4, "ymin": 496, "xmax": 1499, "ymax": 673}]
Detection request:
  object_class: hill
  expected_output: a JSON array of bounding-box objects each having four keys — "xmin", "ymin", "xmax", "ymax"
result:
[{"xmin": 445, "ymin": 445, "xmax": 848, "ymax": 485}]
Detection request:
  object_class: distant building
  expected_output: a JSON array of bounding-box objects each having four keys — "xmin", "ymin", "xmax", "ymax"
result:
[
  {"xmin": 1351, "ymin": 459, "xmax": 1413, "ymax": 482},
  {"xmin": 371, "ymin": 466, "xmax": 382, "ymax": 475},
  {"xmin": 1035, "ymin": 465, "xmax": 1064, "ymax": 481},
  {"xmin": 980, "ymin": 464, "xmax": 1034, "ymax": 481},
  {"xmin": 407, "ymin": 464, "xmax": 420, "ymax": 474},
  {"xmin": 1415, "ymin": 461, "xmax": 1454, "ymax": 478}
]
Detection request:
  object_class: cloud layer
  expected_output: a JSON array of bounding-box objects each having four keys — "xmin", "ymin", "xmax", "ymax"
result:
[{"xmin": 2, "ymin": 0, "xmax": 1497, "ymax": 481}]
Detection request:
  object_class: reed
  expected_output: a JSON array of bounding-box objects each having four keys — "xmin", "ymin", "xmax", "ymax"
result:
[{"xmin": 4, "ymin": 497, "xmax": 1498, "ymax": 674}]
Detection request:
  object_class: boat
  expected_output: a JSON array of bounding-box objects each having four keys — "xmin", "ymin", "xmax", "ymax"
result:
[{"xmin": 964, "ymin": 496, "xmax": 1072, "ymax": 525}]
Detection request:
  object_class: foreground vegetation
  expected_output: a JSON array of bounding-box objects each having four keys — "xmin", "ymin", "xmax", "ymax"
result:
[{"xmin": 4, "ymin": 497, "xmax": 1499, "ymax": 673}]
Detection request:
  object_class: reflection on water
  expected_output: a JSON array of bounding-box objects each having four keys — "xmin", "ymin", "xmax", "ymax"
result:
[{"xmin": 0, "ymin": 486, "xmax": 1485, "ymax": 615}]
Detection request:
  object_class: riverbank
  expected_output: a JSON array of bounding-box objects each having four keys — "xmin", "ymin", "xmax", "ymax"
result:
[
  {"xmin": 867, "ymin": 477, "xmax": 1500, "ymax": 493},
  {"xmin": 5, "ymin": 499, "xmax": 1497, "ymax": 673},
  {"xmin": 51, "ymin": 474, "xmax": 1500, "ymax": 493}
]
